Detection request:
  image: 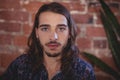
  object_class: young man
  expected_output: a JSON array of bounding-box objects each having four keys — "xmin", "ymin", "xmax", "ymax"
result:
[{"xmin": 1, "ymin": 2, "xmax": 96, "ymax": 80}]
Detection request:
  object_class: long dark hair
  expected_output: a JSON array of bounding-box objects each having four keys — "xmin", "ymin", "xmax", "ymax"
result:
[{"xmin": 27, "ymin": 2, "xmax": 79, "ymax": 79}]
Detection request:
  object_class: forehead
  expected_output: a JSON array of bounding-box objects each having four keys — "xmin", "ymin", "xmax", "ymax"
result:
[{"xmin": 39, "ymin": 11, "xmax": 68, "ymax": 26}]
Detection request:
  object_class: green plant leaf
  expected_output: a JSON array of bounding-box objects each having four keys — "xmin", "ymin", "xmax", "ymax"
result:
[
  {"xmin": 0, "ymin": 75, "xmax": 2, "ymax": 80},
  {"xmin": 99, "ymin": 0, "xmax": 120, "ymax": 37},
  {"xmin": 83, "ymin": 52, "xmax": 120, "ymax": 79},
  {"xmin": 100, "ymin": 6, "xmax": 120, "ymax": 69}
]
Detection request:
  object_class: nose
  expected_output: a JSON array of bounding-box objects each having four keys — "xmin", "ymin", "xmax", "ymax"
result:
[{"xmin": 50, "ymin": 32, "xmax": 58, "ymax": 41}]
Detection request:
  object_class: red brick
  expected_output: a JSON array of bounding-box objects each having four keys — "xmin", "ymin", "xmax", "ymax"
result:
[
  {"xmin": 0, "ymin": 22, "xmax": 21, "ymax": 32},
  {"xmin": 110, "ymin": 7, "xmax": 119, "ymax": 14},
  {"xmin": 23, "ymin": 24, "xmax": 32, "ymax": 35},
  {"xmin": 0, "ymin": 53, "xmax": 21, "ymax": 68},
  {"xmin": 32, "ymin": 13, "xmax": 36, "ymax": 23},
  {"xmin": 0, "ymin": 0, "xmax": 21, "ymax": 10},
  {"xmin": 77, "ymin": 38, "xmax": 91, "ymax": 49},
  {"xmin": 62, "ymin": 2, "xmax": 85, "ymax": 11},
  {"xmin": 97, "ymin": 50, "xmax": 119, "ymax": 71},
  {"xmin": 0, "ymin": 10, "xmax": 29, "ymax": 22},
  {"xmin": 88, "ymin": 3, "xmax": 101, "ymax": 13},
  {"xmin": 86, "ymin": 26, "xmax": 106, "ymax": 37},
  {"xmin": 0, "ymin": 46, "xmax": 14, "ymax": 54},
  {"xmin": 93, "ymin": 39, "xmax": 107, "ymax": 49},
  {"xmin": 23, "ymin": 1, "xmax": 44, "ymax": 13},
  {"xmin": 96, "ymin": 6, "xmax": 119, "ymax": 24},
  {"xmin": 97, "ymin": 14, "xmax": 118, "ymax": 25},
  {"xmin": 24, "ymin": 1, "xmax": 85, "ymax": 13},
  {"xmin": 76, "ymin": 26, "xmax": 81, "ymax": 35},
  {"xmin": 0, "ymin": 0, "xmax": 119, "ymax": 79},
  {"xmin": 13, "ymin": 35, "xmax": 27, "ymax": 47},
  {"xmin": 111, "ymin": 0, "xmax": 120, "ymax": 2},
  {"xmin": 72, "ymin": 14, "xmax": 93, "ymax": 24},
  {"xmin": 96, "ymin": 14, "xmax": 102, "ymax": 24},
  {"xmin": 0, "ymin": 34, "xmax": 13, "ymax": 45},
  {"xmin": 95, "ymin": 72, "xmax": 115, "ymax": 80},
  {"xmin": 109, "ymin": 3, "xmax": 119, "ymax": 13}
]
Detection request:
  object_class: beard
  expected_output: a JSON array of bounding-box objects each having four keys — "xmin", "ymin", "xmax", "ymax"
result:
[
  {"xmin": 44, "ymin": 41, "xmax": 63, "ymax": 57},
  {"xmin": 37, "ymin": 38, "xmax": 69, "ymax": 58},
  {"xmin": 45, "ymin": 51, "xmax": 61, "ymax": 57}
]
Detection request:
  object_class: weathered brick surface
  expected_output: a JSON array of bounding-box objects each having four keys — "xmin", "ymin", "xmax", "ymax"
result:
[
  {"xmin": 0, "ymin": 34, "xmax": 13, "ymax": 45},
  {"xmin": 72, "ymin": 14, "xmax": 93, "ymax": 24},
  {"xmin": 0, "ymin": 0, "xmax": 21, "ymax": 10},
  {"xmin": 77, "ymin": 37, "xmax": 91, "ymax": 49},
  {"xmin": 0, "ymin": 0, "xmax": 120, "ymax": 79},
  {"xmin": 0, "ymin": 10, "xmax": 29, "ymax": 22},
  {"xmin": 86, "ymin": 26, "xmax": 106, "ymax": 37},
  {"xmin": 0, "ymin": 22, "xmax": 21, "ymax": 32},
  {"xmin": 13, "ymin": 35, "xmax": 28, "ymax": 47},
  {"xmin": 0, "ymin": 53, "xmax": 21, "ymax": 68},
  {"xmin": 93, "ymin": 39, "xmax": 107, "ymax": 49}
]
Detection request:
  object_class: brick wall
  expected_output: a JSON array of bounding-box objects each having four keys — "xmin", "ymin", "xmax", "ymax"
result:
[{"xmin": 0, "ymin": 0, "xmax": 120, "ymax": 80}]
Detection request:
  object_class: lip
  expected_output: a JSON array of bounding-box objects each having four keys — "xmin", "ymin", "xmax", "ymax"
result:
[{"xmin": 46, "ymin": 44, "xmax": 59, "ymax": 50}]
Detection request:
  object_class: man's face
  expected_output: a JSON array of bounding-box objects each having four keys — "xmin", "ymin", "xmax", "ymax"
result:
[{"xmin": 36, "ymin": 11, "xmax": 69, "ymax": 57}]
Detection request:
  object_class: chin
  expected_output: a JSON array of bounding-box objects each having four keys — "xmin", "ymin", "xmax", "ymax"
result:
[{"xmin": 45, "ymin": 51, "xmax": 61, "ymax": 57}]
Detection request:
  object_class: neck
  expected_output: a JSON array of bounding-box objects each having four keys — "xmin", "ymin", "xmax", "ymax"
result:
[
  {"xmin": 44, "ymin": 53, "xmax": 61, "ymax": 68},
  {"xmin": 43, "ymin": 53, "xmax": 61, "ymax": 80}
]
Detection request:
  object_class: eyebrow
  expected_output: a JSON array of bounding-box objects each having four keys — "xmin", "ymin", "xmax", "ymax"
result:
[
  {"xmin": 39, "ymin": 24, "xmax": 68, "ymax": 28},
  {"xmin": 57, "ymin": 24, "xmax": 68, "ymax": 27},
  {"xmin": 39, "ymin": 24, "xmax": 50, "ymax": 27}
]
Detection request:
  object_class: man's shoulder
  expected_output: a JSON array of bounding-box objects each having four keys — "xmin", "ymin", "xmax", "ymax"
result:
[
  {"xmin": 1, "ymin": 54, "xmax": 33, "ymax": 80},
  {"xmin": 73, "ymin": 57, "xmax": 94, "ymax": 72},
  {"xmin": 72, "ymin": 57, "xmax": 96, "ymax": 79},
  {"xmin": 9, "ymin": 53, "xmax": 30, "ymax": 67}
]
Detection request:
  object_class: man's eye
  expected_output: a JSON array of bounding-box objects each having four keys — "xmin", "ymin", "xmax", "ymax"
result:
[
  {"xmin": 41, "ymin": 27, "xmax": 48, "ymax": 31},
  {"xmin": 58, "ymin": 27, "xmax": 66, "ymax": 32}
]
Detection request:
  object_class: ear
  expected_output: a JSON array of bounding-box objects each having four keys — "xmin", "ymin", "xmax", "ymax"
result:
[{"xmin": 35, "ymin": 28, "xmax": 39, "ymax": 38}]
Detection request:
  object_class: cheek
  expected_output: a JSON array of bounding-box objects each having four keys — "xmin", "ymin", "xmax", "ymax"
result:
[
  {"xmin": 59, "ymin": 33, "xmax": 69, "ymax": 44},
  {"xmin": 38, "ymin": 34, "xmax": 48, "ymax": 44}
]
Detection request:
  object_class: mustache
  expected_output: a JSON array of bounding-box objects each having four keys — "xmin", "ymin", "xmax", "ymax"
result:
[{"xmin": 45, "ymin": 41, "xmax": 61, "ymax": 45}]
